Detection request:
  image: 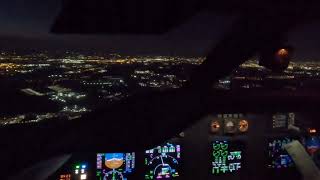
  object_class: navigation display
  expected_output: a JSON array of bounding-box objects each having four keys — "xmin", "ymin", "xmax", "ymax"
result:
[
  {"xmin": 267, "ymin": 137, "xmax": 295, "ymax": 168},
  {"xmin": 211, "ymin": 140, "xmax": 244, "ymax": 175},
  {"xmin": 144, "ymin": 143, "xmax": 181, "ymax": 179},
  {"xmin": 96, "ymin": 153, "xmax": 135, "ymax": 180}
]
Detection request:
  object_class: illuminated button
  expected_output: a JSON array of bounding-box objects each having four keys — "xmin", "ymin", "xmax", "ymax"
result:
[
  {"xmin": 238, "ymin": 120, "xmax": 249, "ymax": 133},
  {"xmin": 309, "ymin": 128, "xmax": 317, "ymax": 134},
  {"xmin": 60, "ymin": 174, "xmax": 71, "ymax": 180},
  {"xmin": 80, "ymin": 174, "xmax": 87, "ymax": 180},
  {"xmin": 179, "ymin": 132, "xmax": 185, "ymax": 137},
  {"xmin": 210, "ymin": 120, "xmax": 221, "ymax": 133},
  {"xmin": 224, "ymin": 120, "xmax": 237, "ymax": 134}
]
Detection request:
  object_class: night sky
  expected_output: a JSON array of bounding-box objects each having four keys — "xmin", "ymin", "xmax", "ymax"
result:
[{"xmin": 0, "ymin": 0, "xmax": 320, "ymax": 59}]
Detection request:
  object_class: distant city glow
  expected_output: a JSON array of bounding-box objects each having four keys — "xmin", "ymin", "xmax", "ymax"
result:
[{"xmin": 1, "ymin": 51, "xmax": 320, "ymax": 126}]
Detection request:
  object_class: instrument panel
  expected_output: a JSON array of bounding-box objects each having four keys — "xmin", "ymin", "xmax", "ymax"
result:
[
  {"xmin": 211, "ymin": 140, "xmax": 244, "ymax": 175},
  {"xmin": 96, "ymin": 153, "xmax": 135, "ymax": 180},
  {"xmin": 144, "ymin": 143, "xmax": 181, "ymax": 179},
  {"xmin": 266, "ymin": 137, "xmax": 296, "ymax": 169},
  {"xmin": 50, "ymin": 112, "xmax": 320, "ymax": 180}
]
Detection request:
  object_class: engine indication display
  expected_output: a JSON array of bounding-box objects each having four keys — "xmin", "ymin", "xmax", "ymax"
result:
[
  {"xmin": 267, "ymin": 137, "xmax": 295, "ymax": 168},
  {"xmin": 96, "ymin": 153, "xmax": 135, "ymax": 180},
  {"xmin": 144, "ymin": 143, "xmax": 181, "ymax": 179},
  {"xmin": 211, "ymin": 140, "xmax": 244, "ymax": 175}
]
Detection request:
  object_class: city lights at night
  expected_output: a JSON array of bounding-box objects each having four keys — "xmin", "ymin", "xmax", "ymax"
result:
[{"xmin": 1, "ymin": 50, "xmax": 320, "ymax": 126}]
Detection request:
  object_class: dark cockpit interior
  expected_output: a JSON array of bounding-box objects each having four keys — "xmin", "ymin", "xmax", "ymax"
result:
[
  {"xmin": 9, "ymin": 110, "xmax": 320, "ymax": 180},
  {"xmin": 1, "ymin": 0, "xmax": 320, "ymax": 180}
]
